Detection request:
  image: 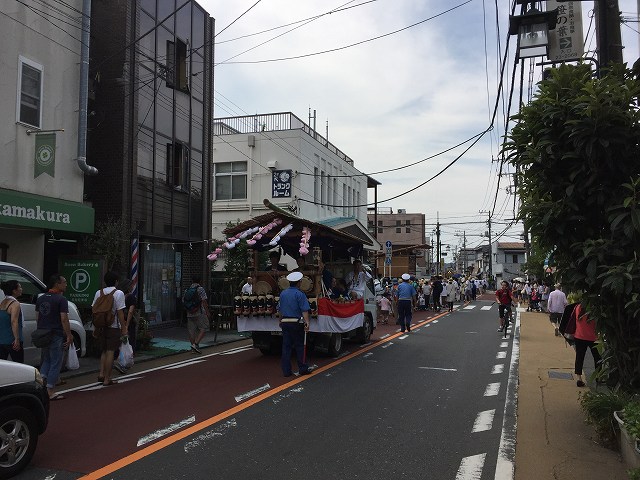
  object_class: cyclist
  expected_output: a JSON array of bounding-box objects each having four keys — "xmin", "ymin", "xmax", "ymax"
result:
[{"xmin": 495, "ymin": 280, "xmax": 514, "ymax": 332}]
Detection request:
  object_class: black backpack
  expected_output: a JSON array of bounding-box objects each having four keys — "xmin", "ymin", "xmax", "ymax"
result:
[{"xmin": 183, "ymin": 286, "xmax": 201, "ymax": 313}]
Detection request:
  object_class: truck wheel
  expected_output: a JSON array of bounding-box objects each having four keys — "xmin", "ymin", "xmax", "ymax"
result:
[
  {"xmin": 357, "ymin": 314, "xmax": 373, "ymax": 344},
  {"xmin": 327, "ymin": 333, "xmax": 343, "ymax": 357}
]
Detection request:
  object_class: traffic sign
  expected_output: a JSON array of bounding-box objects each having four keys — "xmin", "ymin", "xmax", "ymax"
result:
[{"xmin": 385, "ymin": 240, "xmax": 392, "ymax": 248}]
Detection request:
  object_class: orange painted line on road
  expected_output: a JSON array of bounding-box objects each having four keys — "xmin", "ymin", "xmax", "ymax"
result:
[{"xmin": 78, "ymin": 310, "xmax": 448, "ymax": 479}]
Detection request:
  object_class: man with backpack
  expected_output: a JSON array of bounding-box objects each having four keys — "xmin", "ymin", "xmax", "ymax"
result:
[
  {"xmin": 91, "ymin": 271, "xmax": 126, "ymax": 386},
  {"xmin": 182, "ymin": 276, "xmax": 209, "ymax": 354}
]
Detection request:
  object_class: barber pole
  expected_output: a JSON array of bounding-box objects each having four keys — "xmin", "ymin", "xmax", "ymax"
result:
[{"xmin": 130, "ymin": 233, "xmax": 139, "ymax": 296}]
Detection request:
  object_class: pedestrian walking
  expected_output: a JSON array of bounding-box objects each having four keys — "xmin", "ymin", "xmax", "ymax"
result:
[
  {"xmin": 92, "ymin": 271, "xmax": 126, "ymax": 386},
  {"xmin": 397, "ymin": 273, "xmax": 417, "ymax": 332},
  {"xmin": 378, "ymin": 294, "xmax": 391, "ymax": 324},
  {"xmin": 0, "ymin": 280, "xmax": 24, "ymax": 363},
  {"xmin": 432, "ymin": 277, "xmax": 443, "ymax": 311},
  {"xmin": 182, "ymin": 276, "xmax": 210, "ymax": 354},
  {"xmin": 446, "ymin": 278, "xmax": 458, "ymax": 312},
  {"xmin": 37, "ymin": 274, "xmax": 74, "ymax": 399},
  {"xmin": 547, "ymin": 283, "xmax": 567, "ymax": 336},
  {"xmin": 572, "ymin": 304, "xmax": 602, "ymax": 387},
  {"xmin": 277, "ymin": 271, "xmax": 312, "ymax": 377}
]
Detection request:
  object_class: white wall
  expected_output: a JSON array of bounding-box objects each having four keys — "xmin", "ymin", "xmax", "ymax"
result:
[
  {"xmin": 212, "ymin": 128, "xmax": 369, "ymax": 242},
  {"xmin": 0, "ymin": 2, "xmax": 84, "ymax": 203},
  {"xmin": 1, "ymin": 228, "xmax": 45, "ymax": 277}
]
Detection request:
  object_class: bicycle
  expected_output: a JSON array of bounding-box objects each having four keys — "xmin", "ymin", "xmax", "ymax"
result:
[{"xmin": 501, "ymin": 304, "xmax": 514, "ymax": 338}]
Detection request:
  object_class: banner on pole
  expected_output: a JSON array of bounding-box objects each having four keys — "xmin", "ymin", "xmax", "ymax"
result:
[{"xmin": 34, "ymin": 133, "xmax": 56, "ymax": 178}]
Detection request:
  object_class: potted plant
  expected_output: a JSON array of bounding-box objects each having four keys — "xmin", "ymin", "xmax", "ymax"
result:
[
  {"xmin": 614, "ymin": 400, "xmax": 640, "ymax": 469},
  {"xmin": 579, "ymin": 389, "xmax": 631, "ymax": 449},
  {"xmin": 136, "ymin": 315, "xmax": 154, "ymax": 351}
]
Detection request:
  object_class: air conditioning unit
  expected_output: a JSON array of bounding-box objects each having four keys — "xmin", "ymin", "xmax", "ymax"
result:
[{"xmin": 398, "ymin": 209, "xmax": 406, "ymax": 214}]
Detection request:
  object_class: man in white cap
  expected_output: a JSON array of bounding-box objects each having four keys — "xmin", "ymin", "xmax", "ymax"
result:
[
  {"xmin": 397, "ymin": 273, "xmax": 417, "ymax": 332},
  {"xmin": 277, "ymin": 271, "xmax": 312, "ymax": 377}
]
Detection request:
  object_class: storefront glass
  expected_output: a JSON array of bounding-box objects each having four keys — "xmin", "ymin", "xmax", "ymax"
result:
[{"xmin": 142, "ymin": 244, "xmax": 179, "ymax": 324}]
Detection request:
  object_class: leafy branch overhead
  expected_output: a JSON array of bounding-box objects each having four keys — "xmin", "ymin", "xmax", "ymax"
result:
[{"xmin": 502, "ymin": 63, "xmax": 640, "ymax": 390}]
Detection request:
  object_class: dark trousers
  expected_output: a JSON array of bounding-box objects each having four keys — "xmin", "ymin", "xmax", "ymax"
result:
[
  {"xmin": 281, "ymin": 323, "xmax": 308, "ymax": 375},
  {"xmin": 397, "ymin": 300, "xmax": 413, "ymax": 331},
  {"xmin": 0, "ymin": 342, "xmax": 24, "ymax": 363},
  {"xmin": 433, "ymin": 294, "xmax": 442, "ymax": 310},
  {"xmin": 574, "ymin": 338, "xmax": 602, "ymax": 375}
]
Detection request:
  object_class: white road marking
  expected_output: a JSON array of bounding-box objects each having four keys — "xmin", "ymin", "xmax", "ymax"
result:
[
  {"xmin": 500, "ymin": 342, "xmax": 509, "ymax": 348},
  {"xmin": 380, "ymin": 334, "xmax": 391, "ymax": 339},
  {"xmin": 137, "ymin": 415, "xmax": 196, "ymax": 447},
  {"xmin": 272, "ymin": 387, "xmax": 304, "ymax": 404},
  {"xmin": 399, "ymin": 335, "xmax": 409, "ymax": 340},
  {"xmin": 165, "ymin": 360, "xmax": 207, "ymax": 369},
  {"xmin": 183, "ymin": 418, "xmax": 237, "ymax": 453},
  {"xmin": 425, "ymin": 324, "xmax": 432, "ymax": 327},
  {"xmin": 382, "ymin": 342, "xmax": 393, "ymax": 349},
  {"xmin": 414, "ymin": 328, "xmax": 421, "ymax": 332},
  {"xmin": 359, "ymin": 342, "xmax": 372, "ymax": 348},
  {"xmin": 419, "ymin": 367, "xmax": 458, "ymax": 372},
  {"xmin": 465, "ymin": 331, "xmax": 479, "ymax": 334},
  {"xmin": 496, "ymin": 306, "xmax": 521, "ymax": 480},
  {"xmin": 456, "ymin": 453, "xmax": 486, "ymax": 480},
  {"xmin": 484, "ymin": 382, "xmax": 501, "ymax": 396},
  {"xmin": 464, "ymin": 305, "xmax": 476, "ymax": 310},
  {"xmin": 78, "ymin": 377, "xmax": 145, "ymax": 391},
  {"xmin": 472, "ymin": 409, "xmax": 496, "ymax": 433},
  {"xmin": 220, "ymin": 346, "xmax": 253, "ymax": 355},
  {"xmin": 496, "ymin": 351, "xmax": 507, "ymax": 359},
  {"xmin": 363, "ymin": 352, "xmax": 373, "ymax": 358},
  {"xmin": 481, "ymin": 306, "xmax": 492, "ymax": 310},
  {"xmin": 491, "ymin": 364, "xmax": 504, "ymax": 374},
  {"xmin": 432, "ymin": 320, "xmax": 439, "ymax": 324},
  {"xmin": 235, "ymin": 383, "xmax": 271, "ymax": 403}
]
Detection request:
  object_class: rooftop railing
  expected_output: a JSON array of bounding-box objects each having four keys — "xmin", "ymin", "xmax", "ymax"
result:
[{"xmin": 214, "ymin": 112, "xmax": 354, "ymax": 165}]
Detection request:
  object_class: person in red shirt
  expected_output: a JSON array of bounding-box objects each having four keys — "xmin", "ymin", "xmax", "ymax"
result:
[
  {"xmin": 495, "ymin": 280, "xmax": 514, "ymax": 332},
  {"xmin": 573, "ymin": 304, "xmax": 601, "ymax": 387}
]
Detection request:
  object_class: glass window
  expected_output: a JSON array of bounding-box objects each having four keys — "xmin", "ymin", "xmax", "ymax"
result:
[
  {"xmin": 396, "ymin": 220, "xmax": 401, "ymax": 226},
  {"xmin": 166, "ymin": 38, "xmax": 189, "ymax": 93},
  {"xmin": 17, "ymin": 57, "xmax": 43, "ymax": 128},
  {"xmin": 313, "ymin": 167, "xmax": 319, "ymax": 203},
  {"xmin": 0, "ymin": 267, "xmax": 45, "ymax": 304},
  {"xmin": 378, "ymin": 228, "xmax": 383, "ymax": 234},
  {"xmin": 214, "ymin": 161, "xmax": 247, "ymax": 200},
  {"xmin": 512, "ymin": 254, "xmax": 518, "ymax": 263},
  {"xmin": 406, "ymin": 228, "xmax": 411, "ymax": 233},
  {"xmin": 166, "ymin": 142, "xmax": 190, "ymax": 191},
  {"xmin": 396, "ymin": 228, "xmax": 401, "ymax": 234},
  {"xmin": 378, "ymin": 220, "xmax": 382, "ymax": 226}
]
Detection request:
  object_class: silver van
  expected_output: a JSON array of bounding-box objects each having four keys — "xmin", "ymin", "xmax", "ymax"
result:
[{"xmin": 0, "ymin": 262, "xmax": 87, "ymax": 365}]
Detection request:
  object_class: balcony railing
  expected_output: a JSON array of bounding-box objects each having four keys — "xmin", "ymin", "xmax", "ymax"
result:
[{"xmin": 214, "ymin": 112, "xmax": 354, "ymax": 165}]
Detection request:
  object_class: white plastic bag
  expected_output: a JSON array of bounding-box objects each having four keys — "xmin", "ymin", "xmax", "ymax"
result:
[
  {"xmin": 118, "ymin": 340, "xmax": 134, "ymax": 369},
  {"xmin": 66, "ymin": 342, "xmax": 80, "ymax": 370}
]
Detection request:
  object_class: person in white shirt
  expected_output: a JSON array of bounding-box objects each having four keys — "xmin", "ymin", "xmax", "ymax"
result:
[
  {"xmin": 241, "ymin": 277, "xmax": 253, "ymax": 295},
  {"xmin": 345, "ymin": 259, "xmax": 372, "ymax": 299},
  {"xmin": 547, "ymin": 283, "xmax": 568, "ymax": 336}
]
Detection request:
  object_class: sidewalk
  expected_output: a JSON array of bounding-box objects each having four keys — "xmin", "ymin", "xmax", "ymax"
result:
[
  {"xmin": 516, "ymin": 310, "xmax": 627, "ymax": 479},
  {"xmin": 61, "ymin": 325, "xmax": 249, "ymax": 380}
]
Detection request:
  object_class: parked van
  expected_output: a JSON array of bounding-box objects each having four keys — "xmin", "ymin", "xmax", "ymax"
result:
[{"xmin": 0, "ymin": 262, "xmax": 86, "ymax": 365}]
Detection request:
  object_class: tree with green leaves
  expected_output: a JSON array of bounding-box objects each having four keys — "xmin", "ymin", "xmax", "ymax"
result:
[
  {"xmin": 83, "ymin": 216, "xmax": 129, "ymax": 271},
  {"xmin": 503, "ymin": 63, "xmax": 640, "ymax": 390}
]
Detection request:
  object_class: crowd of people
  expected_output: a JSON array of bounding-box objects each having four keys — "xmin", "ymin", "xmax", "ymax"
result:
[{"xmin": 376, "ymin": 275, "xmax": 488, "ymax": 320}]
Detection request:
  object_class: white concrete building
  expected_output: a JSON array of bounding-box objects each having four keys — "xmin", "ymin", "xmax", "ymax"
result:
[
  {"xmin": 212, "ymin": 113, "xmax": 379, "ymax": 263},
  {"xmin": 0, "ymin": 2, "xmax": 94, "ymax": 277}
]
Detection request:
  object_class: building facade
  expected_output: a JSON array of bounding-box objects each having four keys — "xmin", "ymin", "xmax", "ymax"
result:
[
  {"xmin": 367, "ymin": 209, "xmax": 427, "ymax": 277},
  {"xmin": 0, "ymin": 1, "xmax": 95, "ymax": 278},
  {"xmin": 87, "ymin": 0, "xmax": 214, "ymax": 324},
  {"xmin": 493, "ymin": 242, "xmax": 526, "ymax": 283},
  {"xmin": 212, "ymin": 112, "xmax": 378, "ymax": 267}
]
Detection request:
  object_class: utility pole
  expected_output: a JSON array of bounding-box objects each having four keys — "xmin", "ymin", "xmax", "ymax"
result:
[
  {"xmin": 463, "ymin": 231, "xmax": 467, "ymax": 275},
  {"xmin": 595, "ymin": 0, "xmax": 623, "ymax": 67},
  {"xmin": 480, "ymin": 210, "xmax": 492, "ymax": 286},
  {"xmin": 436, "ymin": 212, "xmax": 441, "ymax": 276}
]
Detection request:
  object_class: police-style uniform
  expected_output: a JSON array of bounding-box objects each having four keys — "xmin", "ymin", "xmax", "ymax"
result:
[
  {"xmin": 397, "ymin": 273, "xmax": 417, "ymax": 332},
  {"xmin": 278, "ymin": 271, "xmax": 311, "ymax": 376}
]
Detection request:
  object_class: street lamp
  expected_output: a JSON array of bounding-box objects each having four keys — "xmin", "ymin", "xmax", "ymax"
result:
[{"xmin": 509, "ymin": 5, "xmax": 558, "ymax": 60}]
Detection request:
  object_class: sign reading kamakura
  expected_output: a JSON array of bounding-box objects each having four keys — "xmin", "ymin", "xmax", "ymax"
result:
[
  {"xmin": 59, "ymin": 257, "xmax": 103, "ymax": 307},
  {"xmin": 0, "ymin": 188, "xmax": 94, "ymax": 233}
]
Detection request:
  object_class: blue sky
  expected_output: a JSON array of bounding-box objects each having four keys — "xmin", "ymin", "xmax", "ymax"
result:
[{"xmin": 201, "ymin": 0, "xmax": 639, "ymax": 250}]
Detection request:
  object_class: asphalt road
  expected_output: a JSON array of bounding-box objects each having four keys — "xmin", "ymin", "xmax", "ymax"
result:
[{"xmin": 19, "ymin": 298, "xmax": 517, "ymax": 480}]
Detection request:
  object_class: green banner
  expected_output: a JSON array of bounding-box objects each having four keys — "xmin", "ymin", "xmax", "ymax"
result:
[
  {"xmin": 34, "ymin": 133, "xmax": 56, "ymax": 178},
  {"xmin": 0, "ymin": 188, "xmax": 94, "ymax": 233},
  {"xmin": 59, "ymin": 257, "xmax": 104, "ymax": 307}
]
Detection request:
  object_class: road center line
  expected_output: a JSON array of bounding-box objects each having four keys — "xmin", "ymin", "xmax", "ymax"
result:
[
  {"xmin": 496, "ymin": 351, "xmax": 507, "ymax": 359},
  {"xmin": 137, "ymin": 415, "xmax": 196, "ymax": 447},
  {"xmin": 235, "ymin": 384, "xmax": 271, "ymax": 403},
  {"xmin": 491, "ymin": 364, "xmax": 504, "ymax": 374},
  {"xmin": 419, "ymin": 367, "xmax": 458, "ymax": 372},
  {"xmin": 382, "ymin": 342, "xmax": 393, "ymax": 349}
]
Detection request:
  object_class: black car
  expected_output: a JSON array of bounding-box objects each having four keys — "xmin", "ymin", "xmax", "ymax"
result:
[{"xmin": 0, "ymin": 360, "xmax": 49, "ymax": 478}]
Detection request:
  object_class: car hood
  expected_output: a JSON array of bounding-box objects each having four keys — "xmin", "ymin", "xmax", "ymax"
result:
[{"xmin": 0, "ymin": 360, "xmax": 38, "ymax": 386}]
